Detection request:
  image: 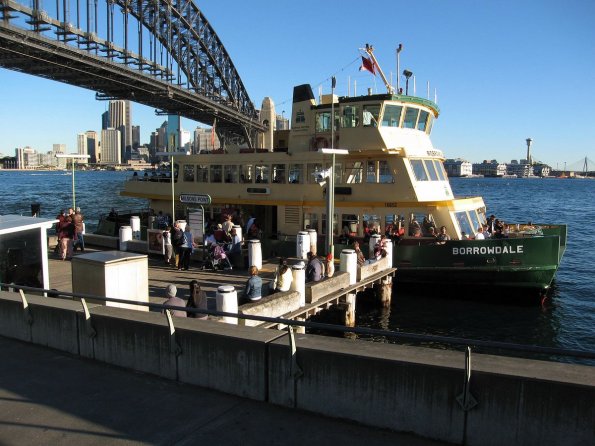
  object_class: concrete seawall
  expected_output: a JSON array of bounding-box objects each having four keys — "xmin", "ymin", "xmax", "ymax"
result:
[{"xmin": 0, "ymin": 290, "xmax": 593, "ymax": 446}]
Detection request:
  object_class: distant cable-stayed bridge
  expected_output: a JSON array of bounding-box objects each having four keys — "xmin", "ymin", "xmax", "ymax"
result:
[{"xmin": 0, "ymin": 0, "xmax": 265, "ymax": 146}]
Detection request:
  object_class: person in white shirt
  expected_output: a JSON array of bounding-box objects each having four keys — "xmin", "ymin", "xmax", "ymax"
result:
[{"xmin": 474, "ymin": 226, "xmax": 485, "ymax": 240}]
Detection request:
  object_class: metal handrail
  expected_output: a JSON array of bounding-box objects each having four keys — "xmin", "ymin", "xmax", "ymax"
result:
[{"xmin": 2, "ymin": 282, "xmax": 594, "ymax": 362}]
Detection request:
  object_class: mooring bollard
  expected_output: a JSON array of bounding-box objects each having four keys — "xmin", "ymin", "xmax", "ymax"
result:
[
  {"xmin": 216, "ymin": 285, "xmax": 238, "ymax": 325},
  {"xmin": 369, "ymin": 234, "xmax": 381, "ymax": 259},
  {"xmin": 291, "ymin": 262, "xmax": 306, "ymax": 307},
  {"xmin": 296, "ymin": 231, "xmax": 309, "ymax": 259},
  {"xmin": 232, "ymin": 224, "xmax": 242, "ymax": 242},
  {"xmin": 340, "ymin": 249, "xmax": 357, "ymax": 285},
  {"xmin": 384, "ymin": 238, "xmax": 393, "ymax": 268},
  {"xmin": 340, "ymin": 249, "xmax": 357, "ymax": 327},
  {"xmin": 307, "ymin": 229, "xmax": 317, "ymax": 255},
  {"xmin": 130, "ymin": 216, "xmax": 141, "ymax": 240},
  {"xmin": 119, "ymin": 225, "xmax": 132, "ymax": 251},
  {"xmin": 248, "ymin": 239, "xmax": 262, "ymax": 270}
]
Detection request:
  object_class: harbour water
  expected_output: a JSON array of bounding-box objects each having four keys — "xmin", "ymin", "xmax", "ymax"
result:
[{"xmin": 0, "ymin": 170, "xmax": 593, "ymax": 363}]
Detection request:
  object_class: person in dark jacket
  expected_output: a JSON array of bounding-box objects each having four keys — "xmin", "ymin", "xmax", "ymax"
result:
[{"xmin": 306, "ymin": 251, "xmax": 323, "ymax": 282}]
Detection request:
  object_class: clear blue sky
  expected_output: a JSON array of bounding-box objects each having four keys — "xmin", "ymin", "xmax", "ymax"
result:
[{"xmin": 1, "ymin": 0, "xmax": 593, "ymax": 169}]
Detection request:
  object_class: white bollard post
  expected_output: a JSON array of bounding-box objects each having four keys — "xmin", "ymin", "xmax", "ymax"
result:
[
  {"xmin": 130, "ymin": 216, "xmax": 141, "ymax": 240},
  {"xmin": 176, "ymin": 219, "xmax": 187, "ymax": 231},
  {"xmin": 307, "ymin": 229, "xmax": 317, "ymax": 254},
  {"xmin": 296, "ymin": 231, "xmax": 309, "ymax": 259},
  {"xmin": 384, "ymin": 238, "xmax": 393, "ymax": 268},
  {"xmin": 369, "ymin": 234, "xmax": 381, "ymax": 259},
  {"xmin": 232, "ymin": 224, "xmax": 242, "ymax": 242},
  {"xmin": 119, "ymin": 225, "xmax": 132, "ymax": 251},
  {"xmin": 291, "ymin": 262, "xmax": 306, "ymax": 307},
  {"xmin": 340, "ymin": 249, "xmax": 357, "ymax": 285},
  {"xmin": 248, "ymin": 239, "xmax": 262, "ymax": 270},
  {"xmin": 216, "ymin": 285, "xmax": 238, "ymax": 324}
]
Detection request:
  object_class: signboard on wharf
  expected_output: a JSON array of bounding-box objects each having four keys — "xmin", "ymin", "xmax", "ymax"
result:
[{"xmin": 179, "ymin": 194, "xmax": 212, "ymax": 205}]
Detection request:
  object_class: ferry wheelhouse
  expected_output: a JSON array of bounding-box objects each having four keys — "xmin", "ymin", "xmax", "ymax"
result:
[{"xmin": 122, "ymin": 50, "xmax": 566, "ymax": 298}]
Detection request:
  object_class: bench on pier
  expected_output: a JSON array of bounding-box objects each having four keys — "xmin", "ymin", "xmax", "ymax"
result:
[
  {"xmin": 305, "ymin": 272, "xmax": 350, "ymax": 304},
  {"xmin": 238, "ymin": 290, "xmax": 302, "ymax": 327}
]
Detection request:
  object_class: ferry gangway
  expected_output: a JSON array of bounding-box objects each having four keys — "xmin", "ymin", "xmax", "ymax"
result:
[{"xmin": 3, "ymin": 283, "xmax": 595, "ymax": 364}]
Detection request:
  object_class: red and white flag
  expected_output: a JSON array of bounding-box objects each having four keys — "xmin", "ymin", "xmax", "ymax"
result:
[{"xmin": 359, "ymin": 56, "xmax": 376, "ymax": 75}]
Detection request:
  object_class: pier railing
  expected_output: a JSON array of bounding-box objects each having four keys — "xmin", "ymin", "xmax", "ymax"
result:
[{"xmin": 3, "ymin": 283, "xmax": 594, "ymax": 364}]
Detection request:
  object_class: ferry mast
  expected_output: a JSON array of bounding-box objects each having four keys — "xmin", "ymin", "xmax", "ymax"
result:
[{"xmin": 363, "ymin": 44, "xmax": 394, "ymax": 94}]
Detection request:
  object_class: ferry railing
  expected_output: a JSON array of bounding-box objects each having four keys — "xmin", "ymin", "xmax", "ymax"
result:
[{"xmin": 2, "ymin": 283, "xmax": 595, "ymax": 364}]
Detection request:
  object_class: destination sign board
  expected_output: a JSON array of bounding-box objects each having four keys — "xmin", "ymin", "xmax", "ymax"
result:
[{"xmin": 179, "ymin": 194, "xmax": 211, "ymax": 205}]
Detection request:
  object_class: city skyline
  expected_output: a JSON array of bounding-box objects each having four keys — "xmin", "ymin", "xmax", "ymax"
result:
[{"xmin": 1, "ymin": 0, "xmax": 593, "ymax": 167}]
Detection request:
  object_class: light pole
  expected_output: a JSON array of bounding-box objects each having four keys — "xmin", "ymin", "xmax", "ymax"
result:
[
  {"xmin": 321, "ymin": 77, "xmax": 348, "ymax": 261},
  {"xmin": 396, "ymin": 44, "xmax": 403, "ymax": 93},
  {"xmin": 55, "ymin": 153, "xmax": 90, "ymax": 210},
  {"xmin": 156, "ymin": 151, "xmax": 179, "ymax": 222}
]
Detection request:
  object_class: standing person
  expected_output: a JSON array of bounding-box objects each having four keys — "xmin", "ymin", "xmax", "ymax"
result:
[
  {"xmin": 162, "ymin": 225, "xmax": 173, "ymax": 265},
  {"xmin": 59, "ymin": 215, "xmax": 75, "ymax": 260},
  {"xmin": 179, "ymin": 225, "xmax": 195, "ymax": 271},
  {"xmin": 222, "ymin": 214, "xmax": 234, "ymax": 235},
  {"xmin": 54, "ymin": 210, "xmax": 65, "ymax": 256},
  {"xmin": 243, "ymin": 266, "xmax": 262, "ymax": 302},
  {"xmin": 353, "ymin": 241, "xmax": 366, "ymax": 267},
  {"xmin": 186, "ymin": 280, "xmax": 208, "ymax": 319},
  {"xmin": 171, "ymin": 222, "xmax": 184, "ymax": 268},
  {"xmin": 306, "ymin": 251, "xmax": 323, "ymax": 282},
  {"xmin": 73, "ymin": 207, "xmax": 85, "ymax": 252},
  {"xmin": 161, "ymin": 284, "xmax": 186, "ymax": 317}
]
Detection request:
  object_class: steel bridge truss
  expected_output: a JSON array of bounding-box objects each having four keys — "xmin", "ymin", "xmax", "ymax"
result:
[{"xmin": 0, "ymin": 0, "xmax": 264, "ymax": 146}]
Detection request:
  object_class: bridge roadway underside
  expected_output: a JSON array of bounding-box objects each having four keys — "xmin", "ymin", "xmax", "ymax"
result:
[
  {"xmin": 0, "ymin": 24, "xmax": 260, "ymax": 138},
  {"xmin": 0, "ymin": 336, "xmax": 446, "ymax": 446}
]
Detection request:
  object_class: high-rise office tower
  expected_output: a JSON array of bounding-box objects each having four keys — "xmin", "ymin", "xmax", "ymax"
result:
[
  {"xmin": 108, "ymin": 100, "xmax": 132, "ymax": 162},
  {"xmin": 101, "ymin": 128, "xmax": 122, "ymax": 164},
  {"xmin": 132, "ymin": 125, "xmax": 140, "ymax": 150},
  {"xmin": 85, "ymin": 130, "xmax": 98, "ymax": 163},
  {"xmin": 101, "ymin": 111, "xmax": 109, "ymax": 130},
  {"xmin": 52, "ymin": 144, "xmax": 67, "ymax": 169},
  {"xmin": 76, "ymin": 133, "xmax": 88, "ymax": 164}
]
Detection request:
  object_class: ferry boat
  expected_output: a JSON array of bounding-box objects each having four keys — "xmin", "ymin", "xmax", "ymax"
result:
[{"xmin": 122, "ymin": 46, "xmax": 567, "ymax": 299}]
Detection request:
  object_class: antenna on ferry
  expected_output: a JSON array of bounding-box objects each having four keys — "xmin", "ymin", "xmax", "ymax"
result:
[
  {"xmin": 427, "ymin": 81, "xmax": 430, "ymax": 100},
  {"xmin": 396, "ymin": 44, "xmax": 403, "ymax": 93},
  {"xmin": 403, "ymin": 69, "xmax": 413, "ymax": 95},
  {"xmin": 363, "ymin": 43, "xmax": 394, "ymax": 94}
]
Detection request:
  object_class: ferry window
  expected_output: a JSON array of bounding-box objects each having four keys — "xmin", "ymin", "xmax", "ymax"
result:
[
  {"xmin": 410, "ymin": 159, "xmax": 429, "ymax": 181},
  {"xmin": 382, "ymin": 104, "xmax": 403, "ymax": 127},
  {"xmin": 362, "ymin": 105, "xmax": 380, "ymax": 127},
  {"xmin": 240, "ymin": 164, "xmax": 253, "ymax": 183},
  {"xmin": 344, "ymin": 161, "xmax": 363, "ymax": 183},
  {"xmin": 183, "ymin": 164, "xmax": 195, "ymax": 182},
  {"xmin": 211, "ymin": 165, "xmax": 222, "ymax": 183},
  {"xmin": 366, "ymin": 160, "xmax": 377, "ymax": 183},
  {"xmin": 197, "ymin": 164, "xmax": 208, "ymax": 183},
  {"xmin": 424, "ymin": 159, "xmax": 439, "ymax": 181},
  {"xmin": 379, "ymin": 160, "xmax": 393, "ymax": 183},
  {"xmin": 468, "ymin": 210, "xmax": 481, "ymax": 235},
  {"xmin": 403, "ymin": 107, "xmax": 420, "ymax": 129},
  {"xmin": 272, "ymin": 164, "xmax": 286, "ymax": 183},
  {"xmin": 426, "ymin": 115, "xmax": 434, "ymax": 134},
  {"xmin": 224, "ymin": 165, "xmax": 238, "ymax": 183},
  {"xmin": 454, "ymin": 211, "xmax": 474, "ymax": 238},
  {"xmin": 363, "ymin": 214, "xmax": 381, "ymax": 237},
  {"xmin": 307, "ymin": 163, "xmax": 323, "ymax": 184},
  {"xmin": 341, "ymin": 214, "xmax": 359, "ymax": 238},
  {"xmin": 385, "ymin": 214, "xmax": 404, "ymax": 237},
  {"xmin": 255, "ymin": 164, "xmax": 269, "ymax": 183},
  {"xmin": 433, "ymin": 160, "xmax": 446, "ymax": 181},
  {"xmin": 304, "ymin": 212, "xmax": 318, "ymax": 231},
  {"xmin": 417, "ymin": 110, "xmax": 429, "ymax": 131},
  {"xmin": 341, "ymin": 105, "xmax": 359, "ymax": 128},
  {"xmin": 289, "ymin": 164, "xmax": 303, "ymax": 184},
  {"xmin": 316, "ymin": 112, "xmax": 332, "ymax": 133}
]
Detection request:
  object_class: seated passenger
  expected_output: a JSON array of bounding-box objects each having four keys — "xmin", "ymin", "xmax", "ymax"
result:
[
  {"xmin": 435, "ymin": 226, "xmax": 450, "ymax": 244},
  {"xmin": 474, "ymin": 226, "xmax": 485, "ymax": 240}
]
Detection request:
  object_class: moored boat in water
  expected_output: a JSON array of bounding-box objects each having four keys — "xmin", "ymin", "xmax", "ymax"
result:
[{"xmin": 121, "ymin": 45, "xmax": 566, "ymax": 299}]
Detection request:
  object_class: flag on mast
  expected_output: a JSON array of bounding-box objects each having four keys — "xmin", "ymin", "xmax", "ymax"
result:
[{"xmin": 359, "ymin": 56, "xmax": 376, "ymax": 75}]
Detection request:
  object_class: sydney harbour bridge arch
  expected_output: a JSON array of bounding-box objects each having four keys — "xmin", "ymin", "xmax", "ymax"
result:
[{"xmin": 0, "ymin": 0, "xmax": 266, "ymax": 147}]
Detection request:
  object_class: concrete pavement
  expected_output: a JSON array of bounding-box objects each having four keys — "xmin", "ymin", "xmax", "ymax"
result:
[{"xmin": 0, "ymin": 336, "xmax": 448, "ymax": 446}]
